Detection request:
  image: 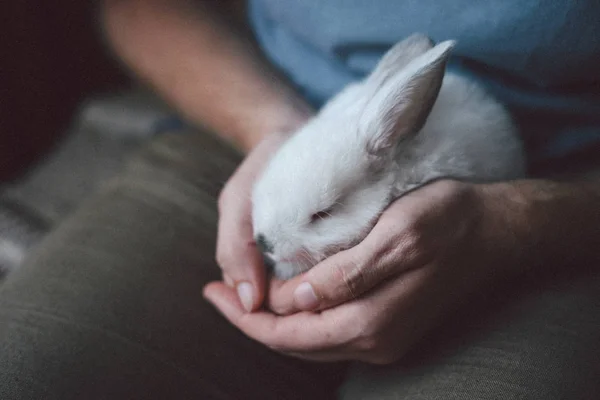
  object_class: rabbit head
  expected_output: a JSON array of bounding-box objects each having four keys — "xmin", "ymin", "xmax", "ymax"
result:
[{"xmin": 252, "ymin": 35, "xmax": 456, "ymax": 279}]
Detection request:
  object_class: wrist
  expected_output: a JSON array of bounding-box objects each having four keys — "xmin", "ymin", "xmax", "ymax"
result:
[
  {"xmin": 472, "ymin": 181, "xmax": 532, "ymax": 279},
  {"xmin": 237, "ymin": 98, "xmax": 314, "ymax": 152},
  {"xmin": 474, "ymin": 178, "xmax": 600, "ymax": 279}
]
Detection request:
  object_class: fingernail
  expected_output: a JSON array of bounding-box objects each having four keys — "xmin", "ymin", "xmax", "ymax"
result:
[
  {"xmin": 237, "ymin": 282, "xmax": 254, "ymax": 312},
  {"xmin": 294, "ymin": 282, "xmax": 319, "ymax": 310}
]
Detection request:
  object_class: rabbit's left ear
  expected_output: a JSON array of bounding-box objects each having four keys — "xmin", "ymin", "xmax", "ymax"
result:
[{"xmin": 359, "ymin": 40, "xmax": 456, "ymax": 156}]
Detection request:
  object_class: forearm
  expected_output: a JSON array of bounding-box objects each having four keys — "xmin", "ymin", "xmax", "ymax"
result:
[
  {"xmin": 480, "ymin": 176, "xmax": 600, "ymax": 275},
  {"xmin": 100, "ymin": 0, "xmax": 313, "ymax": 151}
]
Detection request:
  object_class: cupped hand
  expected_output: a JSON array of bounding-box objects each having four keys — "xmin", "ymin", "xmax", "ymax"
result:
[
  {"xmin": 206, "ymin": 180, "xmax": 515, "ymax": 364},
  {"xmin": 215, "ymin": 132, "xmax": 292, "ymax": 312}
]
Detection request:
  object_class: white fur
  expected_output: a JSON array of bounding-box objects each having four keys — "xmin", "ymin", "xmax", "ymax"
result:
[{"xmin": 252, "ymin": 34, "xmax": 525, "ymax": 279}]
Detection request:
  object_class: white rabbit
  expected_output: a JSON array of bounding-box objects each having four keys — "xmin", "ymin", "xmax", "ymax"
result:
[{"xmin": 251, "ymin": 34, "xmax": 526, "ymax": 280}]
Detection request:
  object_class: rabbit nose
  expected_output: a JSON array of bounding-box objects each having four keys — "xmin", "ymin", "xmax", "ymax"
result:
[
  {"xmin": 255, "ymin": 234, "xmax": 274, "ymax": 254},
  {"xmin": 262, "ymin": 252, "xmax": 276, "ymax": 274}
]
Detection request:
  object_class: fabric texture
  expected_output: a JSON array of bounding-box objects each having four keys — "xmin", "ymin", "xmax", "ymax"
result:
[
  {"xmin": 249, "ymin": 0, "xmax": 600, "ymax": 165},
  {"xmin": 0, "ymin": 131, "xmax": 346, "ymax": 400},
  {"xmin": 341, "ymin": 272, "xmax": 600, "ymax": 399},
  {"xmin": 0, "ymin": 130, "xmax": 599, "ymax": 399},
  {"xmin": 0, "ymin": 90, "xmax": 168, "ymax": 283}
]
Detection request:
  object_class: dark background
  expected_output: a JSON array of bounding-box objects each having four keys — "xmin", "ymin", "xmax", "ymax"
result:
[
  {"xmin": 2, "ymin": 1, "xmax": 598, "ymax": 181},
  {"xmin": 1, "ymin": 2, "xmax": 128, "ymax": 182}
]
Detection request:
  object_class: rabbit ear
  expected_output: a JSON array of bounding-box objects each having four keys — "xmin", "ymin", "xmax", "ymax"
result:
[
  {"xmin": 359, "ymin": 40, "xmax": 456, "ymax": 156},
  {"xmin": 366, "ymin": 34, "xmax": 434, "ymax": 89}
]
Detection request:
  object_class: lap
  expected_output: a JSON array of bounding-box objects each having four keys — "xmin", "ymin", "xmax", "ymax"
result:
[
  {"xmin": 342, "ymin": 270, "xmax": 600, "ymax": 399},
  {"xmin": 1, "ymin": 129, "xmax": 598, "ymax": 399},
  {"xmin": 0, "ymin": 131, "xmax": 346, "ymax": 400}
]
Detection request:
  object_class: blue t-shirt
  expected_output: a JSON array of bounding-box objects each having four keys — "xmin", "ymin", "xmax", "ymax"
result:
[{"xmin": 248, "ymin": 0, "xmax": 600, "ymax": 167}]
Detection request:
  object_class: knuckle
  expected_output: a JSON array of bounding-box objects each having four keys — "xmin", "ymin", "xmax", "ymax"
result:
[
  {"xmin": 401, "ymin": 224, "xmax": 424, "ymax": 252},
  {"xmin": 332, "ymin": 258, "xmax": 366, "ymax": 300},
  {"xmin": 215, "ymin": 246, "xmax": 234, "ymax": 270},
  {"xmin": 396, "ymin": 223, "xmax": 430, "ymax": 265},
  {"xmin": 373, "ymin": 224, "xmax": 427, "ymax": 271},
  {"xmin": 217, "ymin": 240, "xmax": 258, "ymax": 275}
]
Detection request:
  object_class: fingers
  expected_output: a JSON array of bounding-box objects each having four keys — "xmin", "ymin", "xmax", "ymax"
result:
[
  {"xmin": 204, "ymin": 282, "xmax": 357, "ymax": 352},
  {"xmin": 216, "ymin": 187, "xmax": 266, "ymax": 312},
  {"xmin": 267, "ymin": 247, "xmax": 387, "ymax": 314},
  {"xmin": 214, "ymin": 133, "xmax": 293, "ymax": 312},
  {"xmin": 266, "ymin": 190, "xmax": 448, "ymax": 315},
  {"xmin": 268, "ymin": 215, "xmax": 418, "ymax": 314},
  {"xmin": 264, "ymin": 277, "xmax": 294, "ymax": 314},
  {"xmin": 208, "ymin": 179, "xmax": 479, "ymax": 365},
  {"xmin": 204, "ymin": 265, "xmax": 434, "ymax": 365}
]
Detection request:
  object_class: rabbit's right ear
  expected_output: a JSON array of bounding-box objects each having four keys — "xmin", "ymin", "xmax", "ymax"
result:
[
  {"xmin": 358, "ymin": 40, "xmax": 456, "ymax": 158},
  {"xmin": 366, "ymin": 34, "xmax": 434, "ymax": 89}
]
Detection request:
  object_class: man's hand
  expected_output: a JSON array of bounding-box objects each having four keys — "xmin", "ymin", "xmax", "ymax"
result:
[
  {"xmin": 216, "ymin": 132, "xmax": 297, "ymax": 312},
  {"xmin": 207, "ymin": 170, "xmax": 600, "ymax": 364},
  {"xmin": 265, "ymin": 180, "xmax": 497, "ymax": 315},
  {"xmin": 205, "ymin": 180, "xmax": 511, "ymax": 363}
]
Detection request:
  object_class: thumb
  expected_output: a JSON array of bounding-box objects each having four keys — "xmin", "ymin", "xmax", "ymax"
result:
[
  {"xmin": 295, "ymin": 251, "xmax": 373, "ymax": 311},
  {"xmin": 268, "ymin": 241, "xmax": 392, "ymax": 314}
]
